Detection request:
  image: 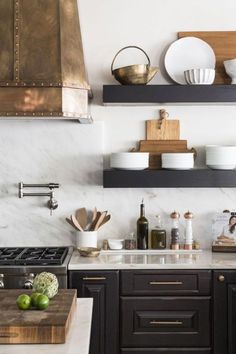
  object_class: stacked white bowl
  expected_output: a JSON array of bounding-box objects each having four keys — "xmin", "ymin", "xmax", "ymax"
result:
[
  {"xmin": 110, "ymin": 152, "xmax": 149, "ymax": 170},
  {"xmin": 206, "ymin": 145, "xmax": 236, "ymax": 170},
  {"xmin": 161, "ymin": 153, "xmax": 194, "ymax": 170},
  {"xmin": 184, "ymin": 68, "xmax": 215, "ymax": 85}
]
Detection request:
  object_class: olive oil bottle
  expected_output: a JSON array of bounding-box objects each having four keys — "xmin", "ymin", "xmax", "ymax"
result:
[
  {"xmin": 151, "ymin": 215, "xmax": 166, "ymax": 249},
  {"xmin": 137, "ymin": 199, "xmax": 149, "ymax": 249}
]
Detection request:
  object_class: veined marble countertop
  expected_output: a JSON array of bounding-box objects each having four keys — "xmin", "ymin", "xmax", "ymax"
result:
[
  {"xmin": 69, "ymin": 250, "xmax": 236, "ymax": 269},
  {"xmin": 0, "ymin": 298, "xmax": 92, "ymax": 354}
]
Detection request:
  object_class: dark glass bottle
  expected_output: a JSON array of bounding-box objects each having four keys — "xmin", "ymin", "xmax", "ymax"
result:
[{"xmin": 137, "ymin": 200, "xmax": 149, "ymax": 249}]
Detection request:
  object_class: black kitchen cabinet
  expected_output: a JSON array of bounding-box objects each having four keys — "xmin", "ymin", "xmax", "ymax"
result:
[
  {"xmin": 68, "ymin": 270, "xmax": 119, "ymax": 354},
  {"xmin": 214, "ymin": 270, "xmax": 236, "ymax": 354},
  {"xmin": 121, "ymin": 270, "xmax": 212, "ymax": 354}
]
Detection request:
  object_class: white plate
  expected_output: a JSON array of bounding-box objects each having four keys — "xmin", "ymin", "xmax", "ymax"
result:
[{"xmin": 164, "ymin": 37, "xmax": 216, "ymax": 85}]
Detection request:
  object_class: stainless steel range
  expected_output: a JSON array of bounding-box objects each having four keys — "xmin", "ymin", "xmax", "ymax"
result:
[{"xmin": 0, "ymin": 246, "xmax": 74, "ymax": 289}]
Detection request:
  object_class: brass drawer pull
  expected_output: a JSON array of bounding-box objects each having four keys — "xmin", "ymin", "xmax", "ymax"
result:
[
  {"xmin": 149, "ymin": 281, "xmax": 183, "ymax": 285},
  {"xmin": 82, "ymin": 277, "xmax": 107, "ymax": 281},
  {"xmin": 150, "ymin": 320, "xmax": 183, "ymax": 325}
]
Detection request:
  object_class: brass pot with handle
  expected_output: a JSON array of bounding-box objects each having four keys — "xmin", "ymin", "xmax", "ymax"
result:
[{"xmin": 111, "ymin": 46, "xmax": 158, "ymax": 85}]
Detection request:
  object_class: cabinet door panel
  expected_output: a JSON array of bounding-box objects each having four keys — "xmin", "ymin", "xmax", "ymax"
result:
[
  {"xmin": 121, "ymin": 270, "xmax": 211, "ymax": 295},
  {"xmin": 228, "ymin": 284, "xmax": 236, "ymax": 354},
  {"xmin": 69, "ymin": 270, "xmax": 119, "ymax": 354},
  {"xmin": 121, "ymin": 296, "xmax": 211, "ymax": 347}
]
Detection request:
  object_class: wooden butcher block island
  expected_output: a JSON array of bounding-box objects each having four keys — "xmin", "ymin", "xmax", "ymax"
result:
[{"xmin": 0, "ymin": 289, "xmax": 77, "ymax": 344}]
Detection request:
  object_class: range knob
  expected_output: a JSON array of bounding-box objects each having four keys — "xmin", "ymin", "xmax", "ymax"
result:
[
  {"xmin": 24, "ymin": 273, "xmax": 35, "ymax": 289},
  {"xmin": 0, "ymin": 274, "xmax": 4, "ymax": 289}
]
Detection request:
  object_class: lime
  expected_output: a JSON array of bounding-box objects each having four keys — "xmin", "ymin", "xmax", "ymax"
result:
[
  {"xmin": 35, "ymin": 294, "xmax": 49, "ymax": 310},
  {"xmin": 16, "ymin": 294, "xmax": 31, "ymax": 310},
  {"xmin": 30, "ymin": 292, "xmax": 41, "ymax": 307}
]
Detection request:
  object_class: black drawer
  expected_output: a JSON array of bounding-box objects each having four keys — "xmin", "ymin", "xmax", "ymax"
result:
[
  {"xmin": 121, "ymin": 349, "xmax": 211, "ymax": 354},
  {"xmin": 121, "ymin": 296, "xmax": 211, "ymax": 348},
  {"xmin": 121, "ymin": 270, "xmax": 211, "ymax": 295}
]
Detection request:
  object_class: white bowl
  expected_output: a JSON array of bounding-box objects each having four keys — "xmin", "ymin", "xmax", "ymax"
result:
[
  {"xmin": 224, "ymin": 59, "xmax": 236, "ymax": 84},
  {"xmin": 206, "ymin": 145, "xmax": 236, "ymax": 168},
  {"xmin": 207, "ymin": 164, "xmax": 236, "ymax": 170},
  {"xmin": 108, "ymin": 239, "xmax": 124, "ymax": 250},
  {"xmin": 161, "ymin": 153, "xmax": 194, "ymax": 169},
  {"xmin": 110, "ymin": 152, "xmax": 149, "ymax": 170},
  {"xmin": 184, "ymin": 68, "xmax": 215, "ymax": 85}
]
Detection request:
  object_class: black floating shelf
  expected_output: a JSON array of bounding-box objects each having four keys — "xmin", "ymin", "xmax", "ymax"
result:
[
  {"xmin": 103, "ymin": 85, "xmax": 236, "ymax": 105},
  {"xmin": 103, "ymin": 169, "xmax": 236, "ymax": 188}
]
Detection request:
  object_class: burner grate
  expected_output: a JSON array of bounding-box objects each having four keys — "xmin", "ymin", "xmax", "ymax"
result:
[
  {"xmin": 0, "ymin": 247, "xmax": 68, "ymax": 265},
  {"xmin": 0, "ymin": 248, "xmax": 25, "ymax": 265},
  {"xmin": 16, "ymin": 247, "xmax": 68, "ymax": 265}
]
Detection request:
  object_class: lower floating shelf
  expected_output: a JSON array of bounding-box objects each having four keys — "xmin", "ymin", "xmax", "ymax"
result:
[{"xmin": 103, "ymin": 169, "xmax": 236, "ymax": 188}]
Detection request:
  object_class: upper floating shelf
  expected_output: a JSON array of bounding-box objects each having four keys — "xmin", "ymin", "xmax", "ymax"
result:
[
  {"xmin": 103, "ymin": 169, "xmax": 236, "ymax": 188},
  {"xmin": 103, "ymin": 85, "xmax": 236, "ymax": 105}
]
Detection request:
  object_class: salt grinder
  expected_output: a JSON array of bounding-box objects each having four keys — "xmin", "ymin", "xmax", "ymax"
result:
[
  {"xmin": 170, "ymin": 211, "xmax": 180, "ymax": 250},
  {"xmin": 184, "ymin": 211, "xmax": 194, "ymax": 250}
]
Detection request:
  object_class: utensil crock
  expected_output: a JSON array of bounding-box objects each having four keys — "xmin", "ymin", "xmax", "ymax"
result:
[{"xmin": 76, "ymin": 231, "xmax": 98, "ymax": 248}]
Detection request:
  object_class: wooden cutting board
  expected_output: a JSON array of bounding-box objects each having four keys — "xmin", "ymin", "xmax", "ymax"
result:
[
  {"xmin": 178, "ymin": 31, "xmax": 236, "ymax": 84},
  {"xmin": 139, "ymin": 140, "xmax": 190, "ymax": 169},
  {"xmin": 146, "ymin": 109, "xmax": 180, "ymax": 140},
  {"xmin": 140, "ymin": 140, "xmax": 187, "ymax": 152},
  {"xmin": 0, "ymin": 289, "xmax": 77, "ymax": 344}
]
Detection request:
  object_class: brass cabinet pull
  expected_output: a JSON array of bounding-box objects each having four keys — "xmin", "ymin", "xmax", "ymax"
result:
[
  {"xmin": 149, "ymin": 281, "xmax": 183, "ymax": 285},
  {"xmin": 82, "ymin": 277, "xmax": 107, "ymax": 281},
  {"xmin": 218, "ymin": 275, "xmax": 225, "ymax": 282},
  {"xmin": 150, "ymin": 320, "xmax": 183, "ymax": 325}
]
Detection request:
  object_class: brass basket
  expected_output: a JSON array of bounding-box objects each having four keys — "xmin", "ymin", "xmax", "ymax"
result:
[
  {"xmin": 77, "ymin": 247, "xmax": 101, "ymax": 257},
  {"xmin": 111, "ymin": 46, "xmax": 158, "ymax": 85}
]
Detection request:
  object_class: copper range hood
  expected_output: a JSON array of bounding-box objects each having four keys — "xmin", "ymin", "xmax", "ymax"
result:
[{"xmin": 0, "ymin": 0, "xmax": 92, "ymax": 122}]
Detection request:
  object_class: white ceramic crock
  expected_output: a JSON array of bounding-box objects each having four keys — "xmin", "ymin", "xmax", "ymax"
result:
[{"xmin": 76, "ymin": 231, "xmax": 98, "ymax": 248}]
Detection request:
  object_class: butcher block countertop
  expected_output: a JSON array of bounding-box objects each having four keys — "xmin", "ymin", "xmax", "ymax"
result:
[
  {"xmin": 0, "ymin": 298, "xmax": 93, "ymax": 354},
  {"xmin": 69, "ymin": 249, "xmax": 236, "ymax": 269}
]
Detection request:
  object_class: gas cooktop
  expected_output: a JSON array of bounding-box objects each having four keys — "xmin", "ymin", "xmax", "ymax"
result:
[{"xmin": 0, "ymin": 247, "xmax": 69, "ymax": 266}]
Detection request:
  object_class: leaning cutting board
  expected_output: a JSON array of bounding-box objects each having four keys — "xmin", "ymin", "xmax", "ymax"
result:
[
  {"xmin": 178, "ymin": 31, "xmax": 236, "ymax": 84},
  {"xmin": 146, "ymin": 109, "xmax": 180, "ymax": 140},
  {"xmin": 0, "ymin": 289, "xmax": 77, "ymax": 344}
]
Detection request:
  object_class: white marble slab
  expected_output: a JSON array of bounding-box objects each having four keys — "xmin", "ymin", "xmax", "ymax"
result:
[
  {"xmin": 69, "ymin": 250, "xmax": 236, "ymax": 269},
  {"xmin": 0, "ymin": 298, "xmax": 92, "ymax": 354}
]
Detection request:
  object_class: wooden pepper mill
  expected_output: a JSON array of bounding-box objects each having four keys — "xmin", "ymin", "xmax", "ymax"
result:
[{"xmin": 184, "ymin": 211, "xmax": 194, "ymax": 250}]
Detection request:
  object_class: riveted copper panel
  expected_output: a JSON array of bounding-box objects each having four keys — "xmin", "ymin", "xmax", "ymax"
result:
[
  {"xmin": 0, "ymin": 0, "xmax": 14, "ymax": 81},
  {"xmin": 19, "ymin": 0, "xmax": 61, "ymax": 83},
  {"xmin": 0, "ymin": 0, "xmax": 90, "ymax": 119},
  {"xmin": 60, "ymin": 0, "xmax": 89, "ymax": 89},
  {"xmin": 0, "ymin": 87, "xmax": 87, "ymax": 117}
]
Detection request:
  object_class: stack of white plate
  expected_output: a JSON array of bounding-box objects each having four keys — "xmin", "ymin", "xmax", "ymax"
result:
[
  {"xmin": 161, "ymin": 153, "xmax": 194, "ymax": 170},
  {"xmin": 206, "ymin": 145, "xmax": 236, "ymax": 170},
  {"xmin": 110, "ymin": 152, "xmax": 149, "ymax": 170}
]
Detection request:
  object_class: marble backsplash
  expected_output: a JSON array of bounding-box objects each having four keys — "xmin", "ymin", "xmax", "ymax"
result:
[{"xmin": 0, "ymin": 118, "xmax": 235, "ymax": 250}]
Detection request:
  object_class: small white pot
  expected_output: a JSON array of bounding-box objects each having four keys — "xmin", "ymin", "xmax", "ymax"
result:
[
  {"xmin": 76, "ymin": 231, "xmax": 98, "ymax": 248},
  {"xmin": 224, "ymin": 59, "xmax": 236, "ymax": 84}
]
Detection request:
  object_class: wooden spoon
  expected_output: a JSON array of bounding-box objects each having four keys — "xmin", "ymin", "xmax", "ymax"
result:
[
  {"xmin": 75, "ymin": 208, "xmax": 88, "ymax": 230},
  {"xmin": 90, "ymin": 211, "xmax": 101, "ymax": 231},
  {"xmin": 71, "ymin": 215, "xmax": 84, "ymax": 231},
  {"xmin": 94, "ymin": 211, "xmax": 107, "ymax": 231},
  {"xmin": 98, "ymin": 214, "xmax": 111, "ymax": 228},
  {"xmin": 66, "ymin": 217, "xmax": 78, "ymax": 230}
]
